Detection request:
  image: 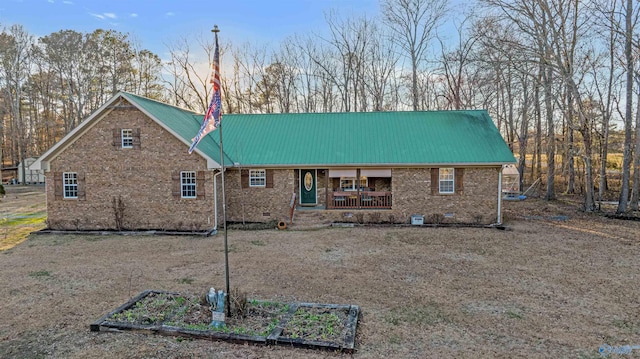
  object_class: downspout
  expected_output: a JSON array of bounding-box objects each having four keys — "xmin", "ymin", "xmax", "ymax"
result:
[{"xmin": 497, "ymin": 166, "xmax": 504, "ymax": 225}]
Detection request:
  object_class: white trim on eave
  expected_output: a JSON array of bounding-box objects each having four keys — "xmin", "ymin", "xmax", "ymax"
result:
[
  {"xmin": 229, "ymin": 162, "xmax": 515, "ymax": 169},
  {"xmin": 31, "ymin": 92, "xmax": 221, "ymax": 171}
]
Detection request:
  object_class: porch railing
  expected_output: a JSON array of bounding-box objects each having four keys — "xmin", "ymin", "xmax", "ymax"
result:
[{"xmin": 328, "ymin": 191, "xmax": 392, "ymax": 209}]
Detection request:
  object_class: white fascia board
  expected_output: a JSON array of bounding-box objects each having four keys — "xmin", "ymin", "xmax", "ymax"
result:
[{"xmin": 233, "ymin": 162, "xmax": 513, "ymax": 169}]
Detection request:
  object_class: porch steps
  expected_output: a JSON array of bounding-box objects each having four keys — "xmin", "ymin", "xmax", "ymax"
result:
[{"xmin": 289, "ymin": 208, "xmax": 332, "ymax": 230}]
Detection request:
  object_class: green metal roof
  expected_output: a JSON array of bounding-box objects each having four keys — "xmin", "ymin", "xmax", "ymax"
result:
[
  {"xmin": 123, "ymin": 92, "xmax": 515, "ymax": 167},
  {"xmin": 121, "ymin": 92, "xmax": 234, "ymax": 165},
  {"xmin": 219, "ymin": 111, "xmax": 515, "ymax": 166}
]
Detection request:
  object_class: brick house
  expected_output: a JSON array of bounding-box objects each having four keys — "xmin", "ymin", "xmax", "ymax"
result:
[{"xmin": 31, "ymin": 92, "xmax": 515, "ymax": 231}]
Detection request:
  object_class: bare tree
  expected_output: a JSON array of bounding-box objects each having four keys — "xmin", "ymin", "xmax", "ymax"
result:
[
  {"xmin": 163, "ymin": 33, "xmax": 218, "ymax": 112},
  {"xmin": 617, "ymin": 0, "xmax": 635, "ymax": 213},
  {"xmin": 0, "ymin": 25, "xmax": 33, "ymax": 182},
  {"xmin": 383, "ymin": 0, "xmax": 448, "ymax": 111}
]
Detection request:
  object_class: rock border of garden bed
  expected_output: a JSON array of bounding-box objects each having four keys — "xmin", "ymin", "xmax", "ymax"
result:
[{"xmin": 90, "ymin": 290, "xmax": 359, "ymax": 353}]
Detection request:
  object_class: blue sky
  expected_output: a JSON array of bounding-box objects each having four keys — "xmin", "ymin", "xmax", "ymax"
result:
[{"xmin": 0, "ymin": 0, "xmax": 381, "ymax": 55}]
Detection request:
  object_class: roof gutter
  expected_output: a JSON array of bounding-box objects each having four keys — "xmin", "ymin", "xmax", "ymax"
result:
[{"xmin": 221, "ymin": 162, "xmax": 515, "ymax": 169}]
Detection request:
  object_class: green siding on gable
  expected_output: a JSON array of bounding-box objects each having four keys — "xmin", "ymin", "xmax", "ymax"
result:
[{"xmin": 121, "ymin": 92, "xmax": 515, "ymax": 167}]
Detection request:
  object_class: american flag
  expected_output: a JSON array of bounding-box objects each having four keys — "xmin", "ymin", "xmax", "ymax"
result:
[{"xmin": 189, "ymin": 33, "xmax": 222, "ymax": 154}]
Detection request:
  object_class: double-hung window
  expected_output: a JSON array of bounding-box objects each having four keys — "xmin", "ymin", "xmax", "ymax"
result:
[
  {"xmin": 439, "ymin": 168, "xmax": 455, "ymax": 194},
  {"xmin": 63, "ymin": 172, "xmax": 78, "ymax": 198},
  {"xmin": 121, "ymin": 129, "xmax": 133, "ymax": 148},
  {"xmin": 181, "ymin": 171, "xmax": 196, "ymax": 198},
  {"xmin": 249, "ymin": 169, "xmax": 266, "ymax": 187},
  {"xmin": 339, "ymin": 177, "xmax": 368, "ymax": 191}
]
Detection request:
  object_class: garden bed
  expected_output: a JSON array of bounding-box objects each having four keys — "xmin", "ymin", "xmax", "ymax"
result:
[{"xmin": 90, "ymin": 290, "xmax": 359, "ymax": 353}]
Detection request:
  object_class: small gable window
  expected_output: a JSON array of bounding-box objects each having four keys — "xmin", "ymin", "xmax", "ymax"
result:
[
  {"xmin": 249, "ymin": 169, "xmax": 266, "ymax": 187},
  {"xmin": 113, "ymin": 128, "xmax": 140, "ymax": 149},
  {"xmin": 121, "ymin": 129, "xmax": 133, "ymax": 148},
  {"xmin": 181, "ymin": 171, "xmax": 197, "ymax": 198},
  {"xmin": 63, "ymin": 172, "xmax": 78, "ymax": 198}
]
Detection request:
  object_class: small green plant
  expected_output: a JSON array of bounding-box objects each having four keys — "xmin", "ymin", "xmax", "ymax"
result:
[
  {"xmin": 389, "ymin": 334, "xmax": 402, "ymax": 345},
  {"xmin": 178, "ymin": 277, "xmax": 194, "ymax": 284},
  {"xmin": 29, "ymin": 270, "xmax": 51, "ymax": 278},
  {"xmin": 505, "ymin": 310, "xmax": 523, "ymax": 319},
  {"xmin": 250, "ymin": 240, "xmax": 265, "ymax": 246},
  {"xmin": 284, "ymin": 307, "xmax": 344, "ymax": 340},
  {"xmin": 179, "ymin": 323, "xmax": 211, "ymax": 331},
  {"xmin": 0, "ymin": 184, "xmax": 5, "ymax": 196},
  {"xmin": 612, "ymin": 319, "xmax": 639, "ymax": 334},
  {"xmin": 174, "ymin": 296, "xmax": 186, "ymax": 306}
]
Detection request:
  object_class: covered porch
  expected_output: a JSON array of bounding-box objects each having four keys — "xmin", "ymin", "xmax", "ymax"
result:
[
  {"xmin": 328, "ymin": 190, "xmax": 392, "ymax": 209},
  {"xmin": 324, "ymin": 168, "xmax": 392, "ymax": 210}
]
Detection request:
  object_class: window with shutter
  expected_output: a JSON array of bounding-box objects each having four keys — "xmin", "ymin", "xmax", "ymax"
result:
[
  {"xmin": 180, "ymin": 171, "xmax": 197, "ymax": 198},
  {"xmin": 63, "ymin": 172, "xmax": 78, "ymax": 198},
  {"xmin": 121, "ymin": 129, "xmax": 133, "ymax": 148},
  {"xmin": 431, "ymin": 168, "xmax": 463, "ymax": 195},
  {"xmin": 249, "ymin": 169, "xmax": 266, "ymax": 187},
  {"xmin": 439, "ymin": 168, "xmax": 455, "ymax": 194}
]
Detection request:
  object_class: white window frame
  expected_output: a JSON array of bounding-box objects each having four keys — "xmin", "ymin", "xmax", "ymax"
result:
[
  {"xmin": 63, "ymin": 172, "xmax": 78, "ymax": 199},
  {"xmin": 180, "ymin": 171, "xmax": 196, "ymax": 198},
  {"xmin": 121, "ymin": 128, "xmax": 133, "ymax": 148},
  {"xmin": 439, "ymin": 168, "xmax": 455, "ymax": 194},
  {"xmin": 339, "ymin": 176, "xmax": 368, "ymax": 191},
  {"xmin": 249, "ymin": 169, "xmax": 266, "ymax": 187}
]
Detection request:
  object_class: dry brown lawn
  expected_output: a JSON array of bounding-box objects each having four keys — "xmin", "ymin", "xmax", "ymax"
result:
[{"xmin": 1, "ymin": 187, "xmax": 639, "ymax": 358}]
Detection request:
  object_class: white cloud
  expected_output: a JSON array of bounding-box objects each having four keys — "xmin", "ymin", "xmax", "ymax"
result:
[
  {"xmin": 166, "ymin": 12, "xmax": 175, "ymax": 17},
  {"xmin": 90, "ymin": 12, "xmax": 118, "ymax": 21},
  {"xmin": 63, "ymin": 1, "xmax": 73, "ymax": 4},
  {"xmin": 47, "ymin": 0, "xmax": 54, "ymax": 3},
  {"xmin": 130, "ymin": 13, "xmax": 138, "ymax": 18}
]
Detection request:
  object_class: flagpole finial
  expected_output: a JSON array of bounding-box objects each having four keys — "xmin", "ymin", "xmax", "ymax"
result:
[{"xmin": 212, "ymin": 25, "xmax": 220, "ymax": 33}]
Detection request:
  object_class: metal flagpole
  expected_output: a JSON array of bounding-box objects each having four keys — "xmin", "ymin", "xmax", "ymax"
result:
[{"xmin": 212, "ymin": 25, "xmax": 230, "ymax": 317}]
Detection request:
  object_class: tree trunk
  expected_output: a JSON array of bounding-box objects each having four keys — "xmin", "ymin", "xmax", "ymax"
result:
[
  {"xmin": 544, "ymin": 61, "xmax": 555, "ymax": 200},
  {"xmin": 518, "ymin": 76, "xmax": 530, "ymax": 192},
  {"xmin": 565, "ymin": 86, "xmax": 575, "ymax": 194},
  {"xmin": 630, "ymin": 90, "xmax": 640, "ymax": 210},
  {"xmin": 617, "ymin": 0, "xmax": 634, "ymax": 213}
]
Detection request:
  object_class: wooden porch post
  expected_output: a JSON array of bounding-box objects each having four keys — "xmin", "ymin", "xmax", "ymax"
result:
[
  {"xmin": 324, "ymin": 169, "xmax": 328, "ymax": 208},
  {"xmin": 356, "ymin": 168, "xmax": 361, "ymax": 209}
]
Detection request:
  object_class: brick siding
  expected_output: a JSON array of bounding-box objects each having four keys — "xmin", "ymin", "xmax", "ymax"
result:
[
  {"xmin": 45, "ymin": 102, "xmax": 503, "ymax": 230},
  {"xmin": 46, "ymin": 101, "xmax": 215, "ymax": 231}
]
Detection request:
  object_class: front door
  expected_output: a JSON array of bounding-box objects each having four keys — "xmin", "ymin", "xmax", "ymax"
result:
[{"xmin": 300, "ymin": 169, "xmax": 317, "ymax": 205}]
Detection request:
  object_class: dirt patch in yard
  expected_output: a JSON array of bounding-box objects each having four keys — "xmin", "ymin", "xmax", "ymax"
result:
[{"xmin": 0, "ymin": 194, "xmax": 640, "ymax": 358}]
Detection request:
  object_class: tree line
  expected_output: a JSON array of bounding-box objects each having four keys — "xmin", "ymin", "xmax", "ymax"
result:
[{"xmin": 1, "ymin": 0, "xmax": 639, "ymax": 213}]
